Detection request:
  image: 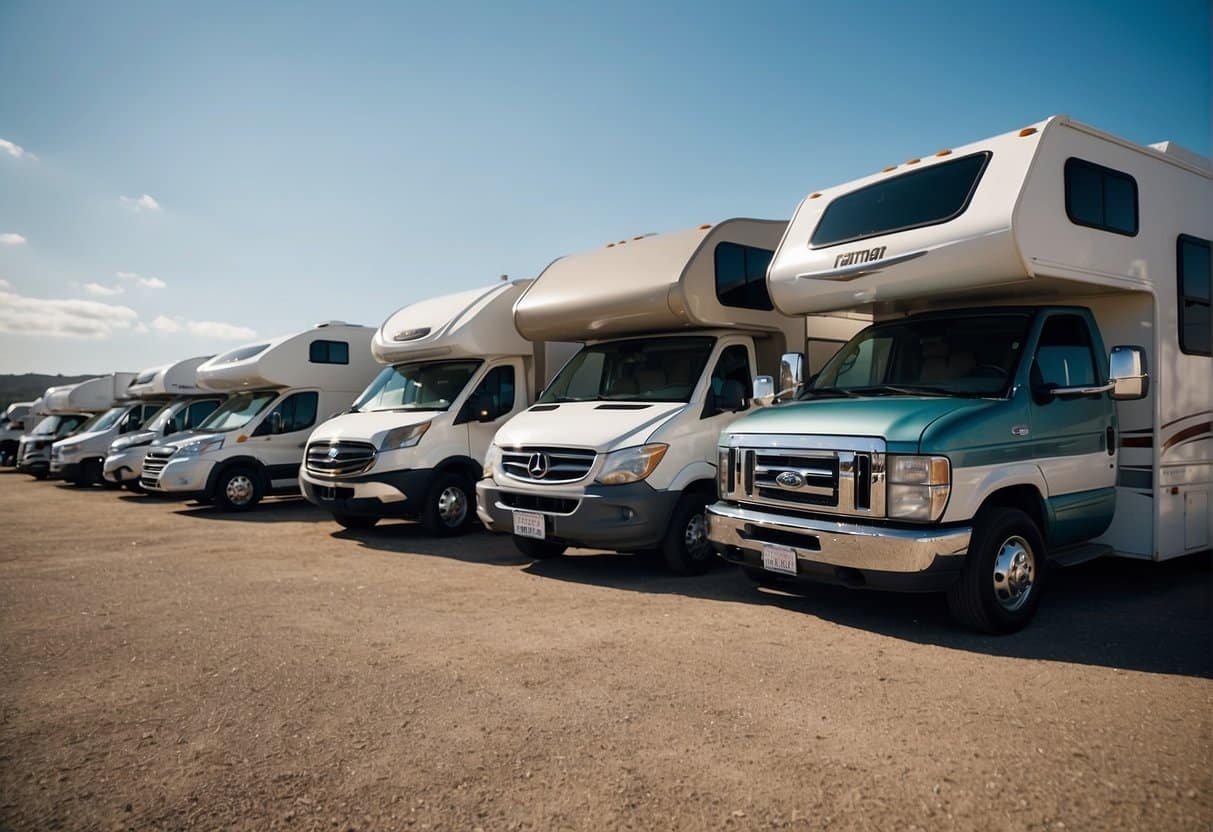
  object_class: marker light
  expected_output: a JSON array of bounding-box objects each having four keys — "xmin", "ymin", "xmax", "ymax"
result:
[
  {"xmin": 1019, "ymin": 127, "xmax": 1038, "ymax": 137},
  {"xmin": 935, "ymin": 149, "xmax": 952, "ymax": 157}
]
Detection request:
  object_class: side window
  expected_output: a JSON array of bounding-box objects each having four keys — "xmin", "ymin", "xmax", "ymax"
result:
[
  {"xmin": 830, "ymin": 337, "xmax": 892, "ymax": 387},
  {"xmin": 715, "ymin": 242, "xmax": 774, "ymax": 311},
  {"xmin": 185, "ymin": 400, "xmax": 221, "ymax": 430},
  {"xmin": 465, "ymin": 365, "xmax": 516, "ymax": 422},
  {"xmin": 1064, "ymin": 158, "xmax": 1138, "ymax": 236},
  {"xmin": 1033, "ymin": 315, "xmax": 1098, "ymax": 390},
  {"xmin": 256, "ymin": 392, "xmax": 319, "ymax": 435},
  {"xmin": 806, "ymin": 338, "xmax": 847, "ymax": 376},
  {"xmin": 706, "ymin": 345, "xmax": 752, "ymax": 415},
  {"xmin": 1178, "ymin": 235, "xmax": 1211, "ymax": 356},
  {"xmin": 309, "ymin": 340, "xmax": 350, "ymax": 365}
]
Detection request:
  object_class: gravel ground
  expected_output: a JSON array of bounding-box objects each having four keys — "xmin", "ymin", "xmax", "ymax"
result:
[{"xmin": 0, "ymin": 472, "xmax": 1209, "ymax": 831}]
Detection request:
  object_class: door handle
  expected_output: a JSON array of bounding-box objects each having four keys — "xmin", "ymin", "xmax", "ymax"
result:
[{"xmin": 1106, "ymin": 426, "xmax": 1115, "ymax": 455}]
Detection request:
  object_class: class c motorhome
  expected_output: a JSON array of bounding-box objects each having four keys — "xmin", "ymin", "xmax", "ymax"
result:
[
  {"xmin": 140, "ymin": 322, "xmax": 379, "ymax": 510},
  {"xmin": 102, "ymin": 356, "xmax": 226, "ymax": 491},
  {"xmin": 707, "ymin": 116, "xmax": 1212, "ymax": 633},
  {"xmin": 477, "ymin": 219, "xmax": 867, "ymax": 573},
  {"xmin": 23, "ymin": 375, "xmax": 136, "ymax": 480},
  {"xmin": 301, "ymin": 281, "xmax": 576, "ymax": 534},
  {"xmin": 0, "ymin": 401, "xmax": 34, "ymax": 466}
]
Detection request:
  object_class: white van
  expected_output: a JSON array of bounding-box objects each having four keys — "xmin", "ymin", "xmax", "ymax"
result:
[
  {"xmin": 16, "ymin": 389, "xmax": 84, "ymax": 479},
  {"xmin": 476, "ymin": 220, "xmax": 866, "ymax": 573},
  {"xmin": 0, "ymin": 401, "xmax": 34, "ymax": 466},
  {"xmin": 51, "ymin": 372, "xmax": 162, "ymax": 487},
  {"xmin": 140, "ymin": 322, "xmax": 379, "ymax": 510},
  {"xmin": 103, "ymin": 357, "xmax": 226, "ymax": 490},
  {"xmin": 300, "ymin": 281, "xmax": 576, "ymax": 534}
]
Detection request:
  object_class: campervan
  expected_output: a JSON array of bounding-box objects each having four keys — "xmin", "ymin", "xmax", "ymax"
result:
[
  {"xmin": 140, "ymin": 323, "xmax": 378, "ymax": 510},
  {"xmin": 102, "ymin": 357, "xmax": 226, "ymax": 490},
  {"xmin": 707, "ymin": 116, "xmax": 1212, "ymax": 632},
  {"xmin": 0, "ymin": 401, "xmax": 34, "ymax": 466},
  {"xmin": 16, "ymin": 390, "xmax": 80, "ymax": 478},
  {"xmin": 476, "ymin": 220, "xmax": 866, "ymax": 574},
  {"xmin": 300, "ymin": 281, "xmax": 576, "ymax": 534},
  {"xmin": 22, "ymin": 375, "xmax": 135, "ymax": 479}
]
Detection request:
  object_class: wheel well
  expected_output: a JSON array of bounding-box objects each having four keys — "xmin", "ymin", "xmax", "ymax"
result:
[
  {"xmin": 207, "ymin": 456, "xmax": 267, "ymax": 495},
  {"xmin": 682, "ymin": 478, "xmax": 718, "ymax": 499},
  {"xmin": 435, "ymin": 456, "xmax": 482, "ymax": 485},
  {"xmin": 979, "ymin": 485, "xmax": 1046, "ymax": 535}
]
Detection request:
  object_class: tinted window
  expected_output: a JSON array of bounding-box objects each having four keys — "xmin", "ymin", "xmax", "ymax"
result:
[
  {"xmin": 715, "ymin": 243, "xmax": 774, "ymax": 311},
  {"xmin": 309, "ymin": 340, "xmax": 350, "ymax": 365},
  {"xmin": 465, "ymin": 365, "xmax": 516, "ymax": 422},
  {"xmin": 706, "ymin": 345, "xmax": 752, "ymax": 415},
  {"xmin": 811, "ymin": 152, "xmax": 991, "ymax": 248},
  {"xmin": 1064, "ymin": 158, "xmax": 1138, "ymax": 236},
  {"xmin": 256, "ymin": 391, "xmax": 319, "ymax": 436},
  {"xmin": 213, "ymin": 343, "xmax": 269, "ymax": 365},
  {"xmin": 185, "ymin": 399, "xmax": 221, "ymax": 429},
  {"xmin": 1034, "ymin": 315, "xmax": 1097, "ymax": 388},
  {"xmin": 1179, "ymin": 235, "xmax": 1211, "ymax": 356},
  {"xmin": 539, "ymin": 337, "xmax": 716, "ymax": 404}
]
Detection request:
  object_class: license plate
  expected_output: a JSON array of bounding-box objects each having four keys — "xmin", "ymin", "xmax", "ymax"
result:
[
  {"xmin": 513, "ymin": 510, "xmax": 546, "ymax": 540},
  {"xmin": 761, "ymin": 543, "xmax": 798, "ymax": 576}
]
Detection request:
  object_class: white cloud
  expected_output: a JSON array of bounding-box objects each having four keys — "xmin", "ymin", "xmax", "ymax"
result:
[
  {"xmin": 0, "ymin": 291, "xmax": 138, "ymax": 339},
  {"xmin": 0, "ymin": 233, "xmax": 26, "ymax": 246},
  {"xmin": 116, "ymin": 270, "xmax": 167, "ymax": 289},
  {"xmin": 0, "ymin": 278, "xmax": 10, "ymax": 290},
  {"xmin": 121, "ymin": 194, "xmax": 161, "ymax": 213},
  {"xmin": 83, "ymin": 282, "xmax": 125, "ymax": 297},
  {"xmin": 133, "ymin": 321, "xmax": 149, "ymax": 334},
  {"xmin": 0, "ymin": 138, "xmax": 36, "ymax": 161},
  {"xmin": 150, "ymin": 315, "xmax": 255, "ymax": 340},
  {"xmin": 151, "ymin": 315, "xmax": 181, "ymax": 333}
]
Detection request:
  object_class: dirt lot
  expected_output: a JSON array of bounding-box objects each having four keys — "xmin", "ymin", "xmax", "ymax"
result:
[{"xmin": 0, "ymin": 472, "xmax": 1209, "ymax": 832}]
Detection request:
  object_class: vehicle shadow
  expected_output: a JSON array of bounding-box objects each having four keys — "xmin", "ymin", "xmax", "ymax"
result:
[
  {"xmin": 169, "ymin": 496, "xmax": 334, "ymax": 524},
  {"xmin": 520, "ymin": 550, "xmax": 1213, "ymax": 679},
  {"xmin": 332, "ymin": 523, "xmax": 532, "ymax": 566}
]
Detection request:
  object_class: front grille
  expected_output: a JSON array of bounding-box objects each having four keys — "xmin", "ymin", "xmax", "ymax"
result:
[
  {"xmin": 140, "ymin": 448, "xmax": 175, "ymax": 487},
  {"xmin": 501, "ymin": 446, "xmax": 596, "ymax": 483},
  {"xmin": 498, "ymin": 492, "xmax": 579, "ymax": 515},
  {"xmin": 306, "ymin": 441, "xmax": 376, "ymax": 478}
]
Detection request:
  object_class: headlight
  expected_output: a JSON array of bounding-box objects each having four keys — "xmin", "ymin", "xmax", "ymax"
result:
[
  {"xmin": 482, "ymin": 443, "xmax": 502, "ymax": 479},
  {"xmin": 381, "ymin": 421, "xmax": 430, "ymax": 451},
  {"xmin": 886, "ymin": 455, "xmax": 950, "ymax": 522},
  {"xmin": 596, "ymin": 443, "xmax": 668, "ymax": 486},
  {"xmin": 175, "ymin": 436, "xmax": 224, "ymax": 458}
]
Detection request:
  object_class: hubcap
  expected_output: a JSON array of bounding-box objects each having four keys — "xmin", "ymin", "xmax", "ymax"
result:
[
  {"xmin": 683, "ymin": 511, "xmax": 710, "ymax": 561},
  {"xmin": 225, "ymin": 474, "xmax": 255, "ymax": 506},
  {"xmin": 992, "ymin": 535, "xmax": 1035, "ymax": 611},
  {"xmin": 438, "ymin": 485, "xmax": 468, "ymax": 527}
]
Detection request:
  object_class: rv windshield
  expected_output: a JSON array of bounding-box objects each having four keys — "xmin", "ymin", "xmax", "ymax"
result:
[
  {"xmin": 31, "ymin": 413, "xmax": 91, "ymax": 437},
  {"xmin": 86, "ymin": 406, "xmax": 128, "ymax": 433},
  {"xmin": 806, "ymin": 313, "xmax": 1030, "ymax": 399},
  {"xmin": 196, "ymin": 391, "xmax": 277, "ymax": 432},
  {"xmin": 539, "ymin": 336, "xmax": 716, "ymax": 404},
  {"xmin": 353, "ymin": 360, "xmax": 483, "ymax": 412}
]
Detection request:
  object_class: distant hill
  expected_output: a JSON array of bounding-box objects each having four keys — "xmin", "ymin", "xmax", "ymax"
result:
[{"xmin": 0, "ymin": 374, "xmax": 99, "ymax": 411}]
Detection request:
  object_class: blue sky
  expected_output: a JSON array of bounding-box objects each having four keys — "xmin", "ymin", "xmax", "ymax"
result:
[{"xmin": 0, "ymin": 0, "xmax": 1208, "ymax": 374}]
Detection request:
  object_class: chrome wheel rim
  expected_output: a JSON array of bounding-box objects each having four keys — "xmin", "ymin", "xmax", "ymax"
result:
[
  {"xmin": 438, "ymin": 486, "xmax": 468, "ymax": 527},
  {"xmin": 684, "ymin": 512, "xmax": 710, "ymax": 560},
  {"xmin": 992, "ymin": 535, "xmax": 1035, "ymax": 611},
  {"xmin": 225, "ymin": 474, "xmax": 255, "ymax": 507}
]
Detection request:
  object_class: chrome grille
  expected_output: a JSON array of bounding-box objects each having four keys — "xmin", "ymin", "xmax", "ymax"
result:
[
  {"xmin": 501, "ymin": 446, "xmax": 596, "ymax": 483},
  {"xmin": 140, "ymin": 447, "xmax": 175, "ymax": 487},
  {"xmin": 306, "ymin": 441, "xmax": 376, "ymax": 478}
]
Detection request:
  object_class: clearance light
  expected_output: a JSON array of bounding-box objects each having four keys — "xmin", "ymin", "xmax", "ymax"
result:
[
  {"xmin": 882, "ymin": 166, "xmax": 896, "ymax": 172},
  {"xmin": 698, "ymin": 223, "xmax": 712, "ymax": 230},
  {"xmin": 808, "ymin": 192, "xmax": 822, "ymax": 199},
  {"xmin": 607, "ymin": 243, "xmax": 615, "ymax": 247},
  {"xmin": 935, "ymin": 149, "xmax": 952, "ymax": 157},
  {"xmin": 1019, "ymin": 127, "xmax": 1037, "ymax": 137},
  {"xmin": 632, "ymin": 235, "xmax": 643, "ymax": 240},
  {"xmin": 618, "ymin": 240, "xmax": 627, "ymax": 244},
  {"xmin": 906, "ymin": 158, "xmax": 921, "ymax": 165}
]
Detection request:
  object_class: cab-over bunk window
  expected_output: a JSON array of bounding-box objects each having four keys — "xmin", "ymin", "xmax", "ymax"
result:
[
  {"xmin": 715, "ymin": 243, "xmax": 774, "ymax": 311},
  {"xmin": 1178, "ymin": 235, "xmax": 1211, "ymax": 356},
  {"xmin": 1064, "ymin": 158, "xmax": 1138, "ymax": 236},
  {"xmin": 309, "ymin": 340, "xmax": 350, "ymax": 365}
]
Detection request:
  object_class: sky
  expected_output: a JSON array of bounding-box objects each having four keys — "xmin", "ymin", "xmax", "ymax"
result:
[{"xmin": 0, "ymin": 0, "xmax": 1209, "ymax": 374}]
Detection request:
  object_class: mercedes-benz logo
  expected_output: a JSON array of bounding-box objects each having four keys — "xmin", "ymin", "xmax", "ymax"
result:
[
  {"xmin": 775, "ymin": 470, "xmax": 806, "ymax": 489},
  {"xmin": 328, "ymin": 446, "xmax": 340, "ymax": 459},
  {"xmin": 527, "ymin": 452, "xmax": 550, "ymax": 479}
]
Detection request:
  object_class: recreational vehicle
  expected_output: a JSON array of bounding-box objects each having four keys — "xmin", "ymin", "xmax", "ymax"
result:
[
  {"xmin": 301, "ymin": 281, "xmax": 576, "ymax": 534},
  {"xmin": 22, "ymin": 375, "xmax": 135, "ymax": 479},
  {"xmin": 706, "ymin": 116, "xmax": 1212, "ymax": 632},
  {"xmin": 476, "ymin": 220, "xmax": 866, "ymax": 573},
  {"xmin": 102, "ymin": 357, "xmax": 225, "ymax": 490},
  {"xmin": 0, "ymin": 401, "xmax": 34, "ymax": 466},
  {"xmin": 140, "ymin": 323, "xmax": 378, "ymax": 510}
]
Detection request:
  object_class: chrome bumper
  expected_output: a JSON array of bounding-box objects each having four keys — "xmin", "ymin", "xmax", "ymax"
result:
[{"xmin": 706, "ymin": 502, "xmax": 971, "ymax": 574}]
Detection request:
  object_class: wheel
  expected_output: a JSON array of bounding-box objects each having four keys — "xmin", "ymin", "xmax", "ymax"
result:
[
  {"xmin": 512, "ymin": 535, "xmax": 567, "ymax": 559},
  {"xmin": 419, "ymin": 472, "xmax": 474, "ymax": 536},
  {"xmin": 32, "ymin": 469, "xmax": 48, "ymax": 481},
  {"xmin": 659, "ymin": 492, "xmax": 715, "ymax": 576},
  {"xmin": 947, "ymin": 507, "xmax": 1045, "ymax": 634},
  {"xmin": 100, "ymin": 476, "xmax": 123, "ymax": 490},
  {"xmin": 124, "ymin": 480, "xmax": 146, "ymax": 494},
  {"xmin": 332, "ymin": 513, "xmax": 379, "ymax": 530},
  {"xmin": 69, "ymin": 459, "xmax": 103, "ymax": 487},
  {"xmin": 213, "ymin": 466, "xmax": 262, "ymax": 512}
]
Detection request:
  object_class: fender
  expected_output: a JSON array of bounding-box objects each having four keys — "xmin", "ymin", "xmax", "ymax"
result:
[
  {"xmin": 941, "ymin": 461, "xmax": 1048, "ymax": 524},
  {"xmin": 204, "ymin": 455, "xmax": 268, "ymax": 498},
  {"xmin": 665, "ymin": 460, "xmax": 719, "ymax": 494},
  {"xmin": 433, "ymin": 454, "xmax": 483, "ymax": 482}
]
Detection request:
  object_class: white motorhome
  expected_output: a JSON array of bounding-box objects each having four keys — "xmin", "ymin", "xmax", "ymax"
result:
[
  {"xmin": 476, "ymin": 220, "xmax": 866, "ymax": 573},
  {"xmin": 301, "ymin": 281, "xmax": 576, "ymax": 534},
  {"xmin": 26, "ymin": 375, "xmax": 136, "ymax": 480},
  {"xmin": 140, "ymin": 323, "xmax": 378, "ymax": 510},
  {"xmin": 102, "ymin": 356, "xmax": 226, "ymax": 490},
  {"xmin": 707, "ymin": 116, "xmax": 1212, "ymax": 632},
  {"xmin": 17, "ymin": 391, "xmax": 82, "ymax": 479},
  {"xmin": 0, "ymin": 401, "xmax": 34, "ymax": 466}
]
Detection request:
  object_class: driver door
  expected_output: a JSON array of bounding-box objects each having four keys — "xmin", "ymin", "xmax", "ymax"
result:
[
  {"xmin": 460, "ymin": 362, "xmax": 522, "ymax": 466},
  {"xmin": 249, "ymin": 391, "xmax": 319, "ymax": 488}
]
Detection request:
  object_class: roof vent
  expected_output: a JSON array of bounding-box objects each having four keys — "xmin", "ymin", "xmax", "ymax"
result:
[{"xmin": 1148, "ymin": 141, "xmax": 1212, "ymax": 172}]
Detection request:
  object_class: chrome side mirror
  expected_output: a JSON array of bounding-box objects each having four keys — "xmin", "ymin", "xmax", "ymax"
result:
[
  {"xmin": 753, "ymin": 375, "xmax": 776, "ymax": 407},
  {"xmin": 779, "ymin": 352, "xmax": 806, "ymax": 400},
  {"xmin": 1108, "ymin": 345, "xmax": 1149, "ymax": 400}
]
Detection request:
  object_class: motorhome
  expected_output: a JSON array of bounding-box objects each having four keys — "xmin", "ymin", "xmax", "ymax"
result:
[
  {"xmin": 22, "ymin": 375, "xmax": 135, "ymax": 479},
  {"xmin": 707, "ymin": 116, "xmax": 1212, "ymax": 633},
  {"xmin": 301, "ymin": 281, "xmax": 576, "ymax": 534},
  {"xmin": 15, "ymin": 391, "xmax": 74, "ymax": 478},
  {"xmin": 476, "ymin": 220, "xmax": 866, "ymax": 574},
  {"xmin": 102, "ymin": 357, "xmax": 225, "ymax": 490},
  {"xmin": 0, "ymin": 401, "xmax": 34, "ymax": 466},
  {"xmin": 140, "ymin": 323, "xmax": 378, "ymax": 510}
]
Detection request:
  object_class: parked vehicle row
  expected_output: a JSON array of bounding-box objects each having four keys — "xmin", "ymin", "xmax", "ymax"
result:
[{"xmin": 5, "ymin": 115, "xmax": 1210, "ymax": 633}]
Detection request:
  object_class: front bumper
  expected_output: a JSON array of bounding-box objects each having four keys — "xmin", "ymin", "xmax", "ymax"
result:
[
  {"xmin": 476, "ymin": 476, "xmax": 681, "ymax": 551},
  {"xmin": 299, "ymin": 467, "xmax": 435, "ymax": 518},
  {"xmin": 707, "ymin": 502, "xmax": 971, "ymax": 592},
  {"xmin": 144, "ymin": 455, "xmax": 215, "ymax": 496},
  {"xmin": 104, "ymin": 447, "xmax": 149, "ymax": 484}
]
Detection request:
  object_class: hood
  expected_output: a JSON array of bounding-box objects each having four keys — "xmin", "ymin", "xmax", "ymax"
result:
[
  {"xmin": 725, "ymin": 397, "xmax": 1002, "ymax": 449},
  {"xmin": 154, "ymin": 429, "xmax": 205, "ymax": 451},
  {"xmin": 308, "ymin": 409, "xmax": 439, "ymax": 447},
  {"xmin": 492, "ymin": 401, "xmax": 686, "ymax": 452},
  {"xmin": 111, "ymin": 430, "xmax": 157, "ymax": 452}
]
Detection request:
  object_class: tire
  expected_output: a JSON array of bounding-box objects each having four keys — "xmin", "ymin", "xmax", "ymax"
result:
[
  {"xmin": 947, "ymin": 507, "xmax": 1045, "ymax": 634},
  {"xmin": 660, "ymin": 492, "xmax": 715, "ymax": 576},
  {"xmin": 74, "ymin": 459, "xmax": 103, "ymax": 488},
  {"xmin": 512, "ymin": 535, "xmax": 567, "ymax": 559},
  {"xmin": 213, "ymin": 466, "xmax": 262, "ymax": 512},
  {"xmin": 124, "ymin": 480, "xmax": 146, "ymax": 494},
  {"xmin": 419, "ymin": 472, "xmax": 474, "ymax": 536},
  {"xmin": 332, "ymin": 513, "xmax": 379, "ymax": 530}
]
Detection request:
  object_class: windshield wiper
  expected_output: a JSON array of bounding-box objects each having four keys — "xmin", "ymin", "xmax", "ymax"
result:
[{"xmin": 799, "ymin": 386, "xmax": 861, "ymax": 400}]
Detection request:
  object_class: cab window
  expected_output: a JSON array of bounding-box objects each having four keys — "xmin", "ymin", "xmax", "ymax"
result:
[
  {"xmin": 254, "ymin": 392, "xmax": 319, "ymax": 435},
  {"xmin": 185, "ymin": 400, "xmax": 221, "ymax": 429},
  {"xmin": 705, "ymin": 345, "xmax": 752, "ymax": 417},
  {"xmin": 1033, "ymin": 315, "xmax": 1098, "ymax": 391},
  {"xmin": 463, "ymin": 365, "xmax": 516, "ymax": 422}
]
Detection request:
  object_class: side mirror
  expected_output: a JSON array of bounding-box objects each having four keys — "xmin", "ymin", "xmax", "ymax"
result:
[
  {"xmin": 753, "ymin": 375, "xmax": 776, "ymax": 407},
  {"xmin": 1108, "ymin": 345, "xmax": 1149, "ymax": 400},
  {"xmin": 779, "ymin": 352, "xmax": 806, "ymax": 399}
]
